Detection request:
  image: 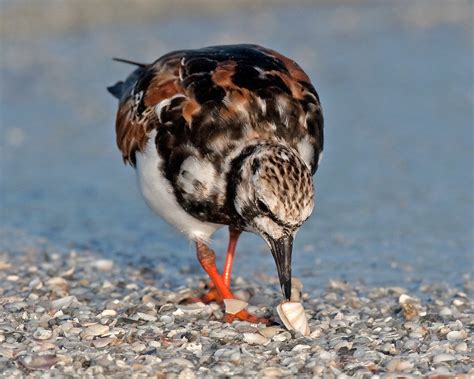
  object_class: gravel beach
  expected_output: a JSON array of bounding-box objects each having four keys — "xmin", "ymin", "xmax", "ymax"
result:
[{"xmin": 0, "ymin": 247, "xmax": 472, "ymax": 378}]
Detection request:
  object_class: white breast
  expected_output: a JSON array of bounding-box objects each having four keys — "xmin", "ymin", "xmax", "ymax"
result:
[{"xmin": 135, "ymin": 130, "xmax": 222, "ymax": 242}]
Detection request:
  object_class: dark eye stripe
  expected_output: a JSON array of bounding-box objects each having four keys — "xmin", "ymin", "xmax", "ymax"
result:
[{"xmin": 257, "ymin": 199, "xmax": 298, "ymax": 229}]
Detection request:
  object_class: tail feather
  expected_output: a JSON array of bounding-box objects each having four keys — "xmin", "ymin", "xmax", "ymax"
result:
[
  {"xmin": 107, "ymin": 57, "xmax": 148, "ymax": 100},
  {"xmin": 107, "ymin": 81, "xmax": 125, "ymax": 99},
  {"xmin": 112, "ymin": 57, "xmax": 147, "ymax": 67}
]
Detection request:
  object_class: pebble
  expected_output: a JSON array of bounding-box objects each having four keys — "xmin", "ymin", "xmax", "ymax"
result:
[
  {"xmin": 93, "ymin": 259, "xmax": 114, "ymax": 271},
  {"xmin": 0, "ymin": 248, "xmax": 472, "ymax": 378},
  {"xmin": 446, "ymin": 330, "xmax": 466, "ymax": 341},
  {"xmin": 454, "ymin": 342, "xmax": 467, "ymax": 352},
  {"xmin": 178, "ymin": 368, "xmax": 196, "ymax": 379},
  {"xmin": 386, "ymin": 359, "xmax": 414, "ymax": 372},
  {"xmin": 439, "ymin": 307, "xmax": 452, "ymax": 317},
  {"xmin": 432, "ymin": 353, "xmax": 457, "ymax": 364},
  {"xmin": 131, "ymin": 342, "xmax": 146, "ymax": 352}
]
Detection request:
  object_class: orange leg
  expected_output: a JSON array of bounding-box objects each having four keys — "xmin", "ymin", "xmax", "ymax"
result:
[
  {"xmin": 223, "ymin": 227, "xmax": 241, "ymax": 288},
  {"xmin": 188, "ymin": 227, "xmax": 240, "ymax": 303},
  {"xmin": 196, "ymin": 241, "xmax": 269, "ymax": 325}
]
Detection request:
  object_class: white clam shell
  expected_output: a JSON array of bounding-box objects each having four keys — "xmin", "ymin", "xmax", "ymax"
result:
[
  {"xmin": 276, "ymin": 301, "xmax": 310, "ymax": 336},
  {"xmin": 223, "ymin": 299, "xmax": 248, "ymax": 315},
  {"xmin": 243, "ymin": 332, "xmax": 270, "ymax": 345}
]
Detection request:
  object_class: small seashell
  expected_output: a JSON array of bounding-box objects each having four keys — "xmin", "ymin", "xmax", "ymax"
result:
[
  {"xmin": 178, "ymin": 368, "xmax": 196, "ymax": 379},
  {"xmin": 132, "ymin": 342, "xmax": 146, "ymax": 352},
  {"xmin": 61, "ymin": 266, "xmax": 75, "ymax": 278},
  {"xmin": 93, "ymin": 259, "xmax": 114, "ymax": 271},
  {"xmin": 272, "ymin": 331, "xmax": 291, "ymax": 342},
  {"xmin": 439, "ymin": 307, "xmax": 452, "ymax": 317},
  {"xmin": 160, "ymin": 315, "xmax": 174, "ymax": 324},
  {"xmin": 446, "ymin": 330, "xmax": 466, "ymax": 341},
  {"xmin": 18, "ymin": 354, "xmax": 59, "ymax": 370},
  {"xmin": 177, "ymin": 303, "xmax": 207, "ymax": 315},
  {"xmin": 243, "ymin": 332, "xmax": 270, "ymax": 345},
  {"xmin": 81, "ymin": 324, "xmax": 109, "ymax": 340},
  {"xmin": 92, "ymin": 337, "xmax": 115, "ymax": 348},
  {"xmin": 432, "ymin": 353, "xmax": 456, "ymax": 364},
  {"xmin": 454, "ymin": 342, "xmax": 467, "ymax": 352},
  {"xmin": 31, "ymin": 342, "xmax": 57, "ymax": 352},
  {"xmin": 386, "ymin": 359, "xmax": 414, "ymax": 372},
  {"xmin": 223, "ymin": 299, "xmax": 248, "ymax": 315},
  {"xmin": 33, "ymin": 328, "xmax": 52, "ymax": 340},
  {"xmin": 99, "ymin": 309, "xmax": 117, "ymax": 317},
  {"xmin": 276, "ymin": 301, "xmax": 310, "ymax": 336},
  {"xmin": 47, "ymin": 277, "xmax": 68, "ymax": 288},
  {"xmin": 0, "ymin": 261, "xmax": 11, "ymax": 270},
  {"xmin": 398, "ymin": 294, "xmax": 415, "ymax": 305},
  {"xmin": 51, "ymin": 295, "xmax": 76, "ymax": 310},
  {"xmin": 258, "ymin": 326, "xmax": 284, "ymax": 338},
  {"xmin": 137, "ymin": 312, "xmax": 157, "ymax": 322}
]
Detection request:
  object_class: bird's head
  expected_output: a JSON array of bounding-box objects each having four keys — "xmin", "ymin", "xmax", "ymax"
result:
[{"xmin": 231, "ymin": 143, "xmax": 314, "ymax": 300}]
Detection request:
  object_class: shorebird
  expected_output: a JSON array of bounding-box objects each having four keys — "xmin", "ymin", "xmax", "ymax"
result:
[{"xmin": 108, "ymin": 44, "xmax": 324, "ymax": 324}]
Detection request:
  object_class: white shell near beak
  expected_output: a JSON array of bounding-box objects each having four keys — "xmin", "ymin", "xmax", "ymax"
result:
[{"xmin": 276, "ymin": 301, "xmax": 310, "ymax": 336}]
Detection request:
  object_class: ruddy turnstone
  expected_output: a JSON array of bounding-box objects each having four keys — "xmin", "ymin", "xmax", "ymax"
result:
[{"xmin": 108, "ymin": 44, "xmax": 324, "ymax": 324}]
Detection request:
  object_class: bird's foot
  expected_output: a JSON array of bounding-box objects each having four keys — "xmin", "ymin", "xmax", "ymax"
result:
[
  {"xmin": 186, "ymin": 285, "xmax": 270, "ymax": 324},
  {"xmin": 223, "ymin": 309, "xmax": 270, "ymax": 325},
  {"xmin": 186, "ymin": 286, "xmax": 223, "ymax": 304}
]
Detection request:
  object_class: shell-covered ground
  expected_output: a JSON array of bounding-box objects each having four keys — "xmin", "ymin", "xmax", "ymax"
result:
[
  {"xmin": 1, "ymin": 0, "xmax": 473, "ymax": 377},
  {"xmin": 0, "ymin": 247, "xmax": 472, "ymax": 378}
]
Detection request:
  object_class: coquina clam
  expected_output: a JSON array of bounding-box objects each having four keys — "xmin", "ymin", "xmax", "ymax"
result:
[{"xmin": 276, "ymin": 301, "xmax": 310, "ymax": 336}]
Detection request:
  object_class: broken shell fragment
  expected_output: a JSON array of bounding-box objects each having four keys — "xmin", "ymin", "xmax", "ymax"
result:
[
  {"xmin": 258, "ymin": 326, "xmax": 284, "ymax": 338},
  {"xmin": 223, "ymin": 299, "xmax": 248, "ymax": 315},
  {"xmin": 243, "ymin": 332, "xmax": 270, "ymax": 345},
  {"xmin": 276, "ymin": 301, "xmax": 310, "ymax": 336}
]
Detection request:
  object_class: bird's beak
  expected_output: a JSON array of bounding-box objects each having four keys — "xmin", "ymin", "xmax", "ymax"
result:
[{"xmin": 269, "ymin": 235, "xmax": 293, "ymax": 301}]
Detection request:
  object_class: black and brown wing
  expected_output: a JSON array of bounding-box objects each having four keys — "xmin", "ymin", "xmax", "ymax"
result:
[{"xmin": 111, "ymin": 44, "xmax": 324, "ymax": 172}]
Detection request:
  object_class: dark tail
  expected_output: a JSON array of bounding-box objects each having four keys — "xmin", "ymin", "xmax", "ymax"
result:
[
  {"xmin": 107, "ymin": 82, "xmax": 125, "ymax": 99},
  {"xmin": 107, "ymin": 58, "xmax": 148, "ymax": 100}
]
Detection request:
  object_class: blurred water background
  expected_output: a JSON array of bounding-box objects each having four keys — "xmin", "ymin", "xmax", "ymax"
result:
[{"xmin": 1, "ymin": 0, "xmax": 472, "ymax": 292}]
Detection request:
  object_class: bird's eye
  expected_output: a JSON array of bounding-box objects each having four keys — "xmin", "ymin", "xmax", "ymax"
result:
[{"xmin": 256, "ymin": 199, "xmax": 270, "ymax": 214}]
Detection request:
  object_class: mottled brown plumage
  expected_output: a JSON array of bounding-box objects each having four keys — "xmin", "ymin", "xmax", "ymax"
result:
[{"xmin": 113, "ymin": 44, "xmax": 323, "ymax": 172}]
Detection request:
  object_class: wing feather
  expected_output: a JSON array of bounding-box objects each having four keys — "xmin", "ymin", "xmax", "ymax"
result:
[{"xmin": 113, "ymin": 44, "xmax": 323, "ymax": 172}]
